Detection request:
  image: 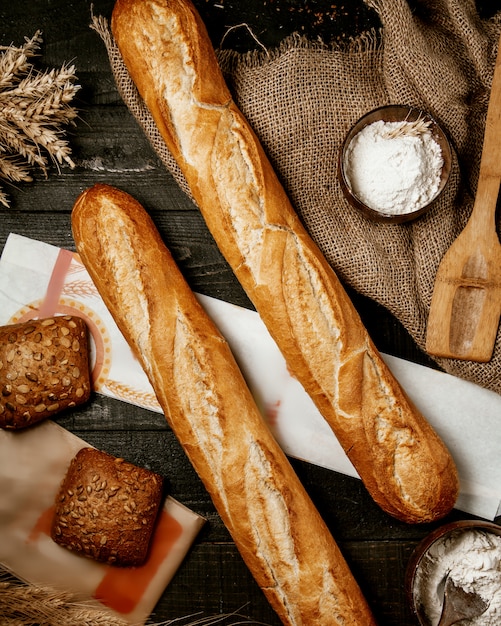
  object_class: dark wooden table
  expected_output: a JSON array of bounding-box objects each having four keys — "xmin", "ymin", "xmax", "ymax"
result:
[{"xmin": 0, "ymin": 2, "xmax": 499, "ymax": 625}]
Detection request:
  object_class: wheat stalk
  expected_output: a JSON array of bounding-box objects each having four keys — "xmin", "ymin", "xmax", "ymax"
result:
[
  {"xmin": 0, "ymin": 31, "xmax": 80, "ymax": 207},
  {"xmin": 62, "ymin": 278, "xmax": 100, "ymax": 298},
  {"xmin": 382, "ymin": 116, "xmax": 433, "ymax": 139},
  {"xmin": 104, "ymin": 378, "xmax": 161, "ymax": 410},
  {"xmin": 0, "ymin": 569, "xmax": 270, "ymax": 626},
  {"xmin": 0, "ymin": 577, "xmax": 130, "ymax": 626},
  {"xmin": 0, "ymin": 33, "xmax": 39, "ymax": 89}
]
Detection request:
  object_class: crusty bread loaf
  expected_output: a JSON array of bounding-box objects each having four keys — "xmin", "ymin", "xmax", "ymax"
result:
[
  {"xmin": 111, "ymin": 0, "xmax": 459, "ymax": 524},
  {"xmin": 0, "ymin": 316, "xmax": 91, "ymax": 429},
  {"xmin": 72, "ymin": 183, "xmax": 377, "ymax": 625},
  {"xmin": 52, "ymin": 446, "xmax": 164, "ymax": 566}
]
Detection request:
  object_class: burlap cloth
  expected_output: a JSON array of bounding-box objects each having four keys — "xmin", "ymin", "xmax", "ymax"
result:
[{"xmin": 92, "ymin": 0, "xmax": 501, "ymax": 396}]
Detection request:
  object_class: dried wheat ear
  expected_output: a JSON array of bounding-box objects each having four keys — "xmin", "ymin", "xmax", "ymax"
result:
[
  {"xmin": 382, "ymin": 116, "xmax": 433, "ymax": 138},
  {"xmin": 0, "ymin": 31, "xmax": 80, "ymax": 207}
]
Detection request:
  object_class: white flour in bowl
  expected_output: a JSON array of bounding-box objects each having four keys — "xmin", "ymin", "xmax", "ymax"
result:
[
  {"xmin": 413, "ymin": 528, "xmax": 501, "ymax": 625},
  {"xmin": 344, "ymin": 119, "xmax": 444, "ymax": 215}
]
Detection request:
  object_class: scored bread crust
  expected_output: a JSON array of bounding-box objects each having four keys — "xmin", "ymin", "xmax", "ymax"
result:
[
  {"xmin": 72, "ymin": 183, "xmax": 377, "ymax": 626},
  {"xmin": 112, "ymin": 0, "xmax": 458, "ymax": 523},
  {"xmin": 110, "ymin": 0, "xmax": 459, "ymax": 524}
]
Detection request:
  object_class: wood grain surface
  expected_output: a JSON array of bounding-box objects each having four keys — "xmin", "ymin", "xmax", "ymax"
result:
[{"xmin": 0, "ymin": 2, "xmax": 499, "ymax": 625}]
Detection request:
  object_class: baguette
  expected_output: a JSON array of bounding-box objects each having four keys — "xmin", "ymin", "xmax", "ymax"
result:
[
  {"xmin": 71, "ymin": 183, "xmax": 377, "ymax": 626},
  {"xmin": 111, "ymin": 0, "xmax": 459, "ymax": 524}
]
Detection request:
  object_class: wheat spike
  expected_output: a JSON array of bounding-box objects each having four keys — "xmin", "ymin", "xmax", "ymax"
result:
[
  {"xmin": 0, "ymin": 31, "xmax": 80, "ymax": 206},
  {"xmin": 0, "ymin": 567, "xmax": 272, "ymax": 625},
  {"xmin": 382, "ymin": 116, "xmax": 433, "ymax": 139}
]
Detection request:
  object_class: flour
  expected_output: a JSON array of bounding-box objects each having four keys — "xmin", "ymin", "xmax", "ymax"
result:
[
  {"xmin": 343, "ymin": 119, "xmax": 444, "ymax": 215},
  {"xmin": 413, "ymin": 528, "xmax": 501, "ymax": 626}
]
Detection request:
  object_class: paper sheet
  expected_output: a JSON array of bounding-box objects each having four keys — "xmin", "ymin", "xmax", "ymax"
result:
[
  {"xmin": 0, "ymin": 420, "xmax": 206, "ymax": 625},
  {"xmin": 1, "ymin": 233, "xmax": 500, "ymax": 520}
]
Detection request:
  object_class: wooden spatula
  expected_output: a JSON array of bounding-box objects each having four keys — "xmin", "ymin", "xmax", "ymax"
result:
[{"xmin": 426, "ymin": 37, "xmax": 501, "ymax": 362}]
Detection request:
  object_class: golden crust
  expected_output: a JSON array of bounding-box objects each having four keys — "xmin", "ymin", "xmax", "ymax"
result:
[
  {"xmin": 72, "ymin": 182, "xmax": 377, "ymax": 625},
  {"xmin": 0, "ymin": 316, "xmax": 91, "ymax": 429},
  {"xmin": 51, "ymin": 447, "xmax": 163, "ymax": 566},
  {"xmin": 111, "ymin": 0, "xmax": 459, "ymax": 525}
]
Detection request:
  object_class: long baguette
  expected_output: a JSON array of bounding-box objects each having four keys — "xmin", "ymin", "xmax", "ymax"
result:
[
  {"xmin": 110, "ymin": 0, "xmax": 459, "ymax": 523},
  {"xmin": 72, "ymin": 183, "xmax": 377, "ymax": 626}
]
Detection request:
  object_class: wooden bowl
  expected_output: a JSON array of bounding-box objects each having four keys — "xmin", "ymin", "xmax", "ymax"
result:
[
  {"xmin": 339, "ymin": 105, "xmax": 453, "ymax": 224},
  {"xmin": 405, "ymin": 520, "xmax": 501, "ymax": 625}
]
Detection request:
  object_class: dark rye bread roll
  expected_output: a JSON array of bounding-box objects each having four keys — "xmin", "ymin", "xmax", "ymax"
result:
[
  {"xmin": 72, "ymin": 183, "xmax": 377, "ymax": 625},
  {"xmin": 51, "ymin": 447, "xmax": 164, "ymax": 567},
  {"xmin": 111, "ymin": 0, "xmax": 459, "ymax": 524},
  {"xmin": 0, "ymin": 316, "xmax": 91, "ymax": 429}
]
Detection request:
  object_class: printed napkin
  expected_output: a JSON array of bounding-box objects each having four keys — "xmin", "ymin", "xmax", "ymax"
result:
[
  {"xmin": 1, "ymin": 233, "xmax": 501, "ymax": 522},
  {"xmin": 0, "ymin": 418, "xmax": 205, "ymax": 625}
]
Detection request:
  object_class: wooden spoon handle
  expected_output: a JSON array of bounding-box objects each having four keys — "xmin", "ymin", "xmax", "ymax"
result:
[
  {"xmin": 471, "ymin": 35, "xmax": 501, "ymax": 232},
  {"xmin": 426, "ymin": 34, "xmax": 501, "ymax": 361}
]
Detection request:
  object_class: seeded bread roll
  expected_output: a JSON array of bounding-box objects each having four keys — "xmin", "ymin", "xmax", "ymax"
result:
[
  {"xmin": 111, "ymin": 0, "xmax": 459, "ymax": 524},
  {"xmin": 0, "ymin": 316, "xmax": 91, "ymax": 430},
  {"xmin": 72, "ymin": 183, "xmax": 377, "ymax": 625},
  {"xmin": 51, "ymin": 446, "xmax": 164, "ymax": 567}
]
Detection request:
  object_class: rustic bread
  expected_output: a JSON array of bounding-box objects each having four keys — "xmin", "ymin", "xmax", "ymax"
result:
[
  {"xmin": 71, "ymin": 183, "xmax": 377, "ymax": 625},
  {"xmin": 0, "ymin": 316, "xmax": 91, "ymax": 429},
  {"xmin": 111, "ymin": 0, "xmax": 459, "ymax": 524},
  {"xmin": 51, "ymin": 446, "xmax": 164, "ymax": 567}
]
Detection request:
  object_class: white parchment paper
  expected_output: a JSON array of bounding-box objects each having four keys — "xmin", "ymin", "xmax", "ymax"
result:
[
  {"xmin": 1, "ymin": 233, "xmax": 500, "ymax": 520},
  {"xmin": 0, "ymin": 420, "xmax": 205, "ymax": 624}
]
